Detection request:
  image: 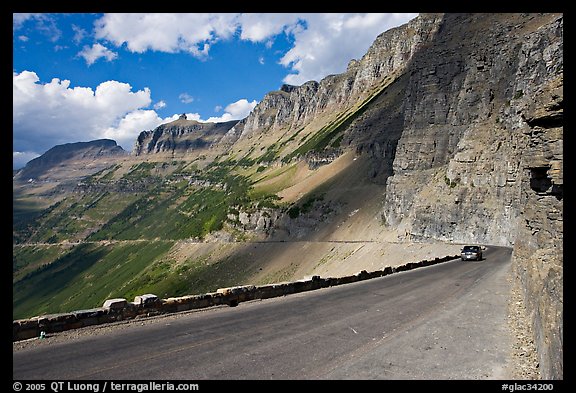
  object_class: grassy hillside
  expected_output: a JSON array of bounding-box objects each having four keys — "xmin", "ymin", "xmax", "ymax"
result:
[
  {"xmin": 13, "ymin": 242, "xmax": 172, "ymax": 319},
  {"xmin": 12, "ymin": 156, "xmax": 285, "ymax": 318}
]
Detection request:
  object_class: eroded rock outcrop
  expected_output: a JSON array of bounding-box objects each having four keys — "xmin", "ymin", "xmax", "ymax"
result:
[
  {"xmin": 512, "ymin": 73, "xmax": 563, "ymax": 379},
  {"xmin": 226, "ymin": 208, "xmax": 281, "ymax": 234},
  {"xmin": 133, "ymin": 118, "xmax": 238, "ymax": 155}
]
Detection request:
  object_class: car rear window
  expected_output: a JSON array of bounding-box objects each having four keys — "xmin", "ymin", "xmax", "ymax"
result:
[{"xmin": 463, "ymin": 246, "xmax": 479, "ymax": 251}]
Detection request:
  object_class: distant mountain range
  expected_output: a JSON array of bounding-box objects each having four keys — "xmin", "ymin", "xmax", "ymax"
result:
[{"xmin": 14, "ymin": 139, "xmax": 126, "ymax": 180}]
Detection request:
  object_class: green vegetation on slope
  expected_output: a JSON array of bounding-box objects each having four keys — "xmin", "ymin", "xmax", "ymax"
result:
[
  {"xmin": 13, "ymin": 192, "xmax": 140, "ymax": 244},
  {"xmin": 13, "ymin": 244, "xmax": 70, "ymax": 283},
  {"xmin": 13, "ymin": 159, "xmax": 284, "ymax": 318},
  {"xmin": 121, "ymin": 249, "xmax": 262, "ymax": 301},
  {"xmin": 13, "ymin": 241, "xmax": 173, "ymax": 319},
  {"xmin": 89, "ymin": 163, "xmax": 258, "ymax": 241}
]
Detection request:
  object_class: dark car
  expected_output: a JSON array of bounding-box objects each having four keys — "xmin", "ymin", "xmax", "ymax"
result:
[{"xmin": 461, "ymin": 245, "xmax": 483, "ymax": 261}]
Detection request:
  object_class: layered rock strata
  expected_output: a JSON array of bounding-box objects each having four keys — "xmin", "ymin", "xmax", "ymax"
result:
[
  {"xmin": 378, "ymin": 13, "xmax": 563, "ymax": 378},
  {"xmin": 132, "ymin": 117, "xmax": 238, "ymax": 155}
]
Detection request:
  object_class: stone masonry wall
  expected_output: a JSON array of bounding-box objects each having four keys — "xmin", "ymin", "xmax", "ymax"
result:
[{"xmin": 13, "ymin": 254, "xmax": 458, "ymax": 341}]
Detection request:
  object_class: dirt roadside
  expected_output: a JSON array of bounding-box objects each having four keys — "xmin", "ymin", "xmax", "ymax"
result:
[{"xmin": 505, "ymin": 272, "xmax": 541, "ymax": 379}]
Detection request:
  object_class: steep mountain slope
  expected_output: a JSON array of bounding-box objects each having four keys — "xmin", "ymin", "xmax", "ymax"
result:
[
  {"xmin": 13, "ymin": 13, "xmax": 562, "ymax": 378},
  {"xmin": 13, "ymin": 139, "xmax": 129, "ymax": 234},
  {"xmin": 220, "ymin": 13, "xmax": 443, "ymax": 168}
]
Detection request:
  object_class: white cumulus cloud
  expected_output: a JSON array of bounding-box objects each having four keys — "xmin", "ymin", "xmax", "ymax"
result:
[
  {"xmin": 13, "ymin": 13, "xmax": 44, "ymax": 31},
  {"xmin": 226, "ymin": 99, "xmax": 259, "ymax": 118},
  {"xmin": 153, "ymin": 100, "xmax": 167, "ymax": 110},
  {"xmin": 13, "ymin": 70, "xmax": 155, "ymax": 166},
  {"xmin": 72, "ymin": 24, "xmax": 87, "ymax": 44},
  {"xmin": 91, "ymin": 13, "xmax": 417, "ymax": 86},
  {"xmin": 94, "ymin": 13, "xmax": 239, "ymax": 57},
  {"xmin": 78, "ymin": 43, "xmax": 118, "ymax": 65},
  {"xmin": 279, "ymin": 13, "xmax": 418, "ymax": 85},
  {"xmin": 12, "ymin": 70, "xmax": 258, "ymax": 168},
  {"xmin": 236, "ymin": 13, "xmax": 302, "ymax": 42},
  {"xmin": 101, "ymin": 110, "xmax": 170, "ymax": 148},
  {"xmin": 13, "ymin": 13, "xmax": 61, "ymax": 42},
  {"xmin": 205, "ymin": 99, "xmax": 257, "ymax": 123}
]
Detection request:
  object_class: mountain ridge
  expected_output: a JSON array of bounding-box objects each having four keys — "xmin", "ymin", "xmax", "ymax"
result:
[
  {"xmin": 14, "ymin": 139, "xmax": 126, "ymax": 181},
  {"xmin": 132, "ymin": 116, "xmax": 239, "ymax": 156}
]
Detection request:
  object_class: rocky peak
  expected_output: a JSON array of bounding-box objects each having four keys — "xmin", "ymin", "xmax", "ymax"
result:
[
  {"xmin": 279, "ymin": 84, "xmax": 298, "ymax": 93},
  {"xmin": 133, "ymin": 119, "xmax": 239, "ymax": 155}
]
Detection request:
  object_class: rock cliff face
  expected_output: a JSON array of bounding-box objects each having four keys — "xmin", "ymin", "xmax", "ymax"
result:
[
  {"xmin": 381, "ymin": 13, "xmax": 562, "ymax": 247},
  {"xmin": 133, "ymin": 117, "xmax": 238, "ymax": 155},
  {"xmin": 377, "ymin": 13, "xmax": 563, "ymax": 378},
  {"xmin": 511, "ymin": 71, "xmax": 563, "ymax": 379},
  {"xmin": 234, "ymin": 13, "xmax": 444, "ymax": 140}
]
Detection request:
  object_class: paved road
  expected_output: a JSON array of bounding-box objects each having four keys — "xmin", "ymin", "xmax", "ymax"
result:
[{"xmin": 13, "ymin": 246, "xmax": 513, "ymax": 380}]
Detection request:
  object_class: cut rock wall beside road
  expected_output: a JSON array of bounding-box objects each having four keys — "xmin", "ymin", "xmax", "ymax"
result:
[{"xmin": 13, "ymin": 255, "xmax": 458, "ymax": 341}]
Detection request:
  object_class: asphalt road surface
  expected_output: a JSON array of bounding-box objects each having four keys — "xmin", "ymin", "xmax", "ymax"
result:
[{"xmin": 13, "ymin": 246, "xmax": 513, "ymax": 380}]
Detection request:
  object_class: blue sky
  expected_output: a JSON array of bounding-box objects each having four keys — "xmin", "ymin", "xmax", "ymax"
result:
[{"xmin": 13, "ymin": 13, "xmax": 418, "ymax": 169}]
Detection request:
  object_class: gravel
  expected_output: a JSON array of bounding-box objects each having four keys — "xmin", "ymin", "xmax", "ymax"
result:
[{"xmin": 505, "ymin": 274, "xmax": 541, "ymax": 379}]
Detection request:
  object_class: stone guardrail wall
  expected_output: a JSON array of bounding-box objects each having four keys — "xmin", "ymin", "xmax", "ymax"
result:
[{"xmin": 13, "ymin": 255, "xmax": 459, "ymax": 341}]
